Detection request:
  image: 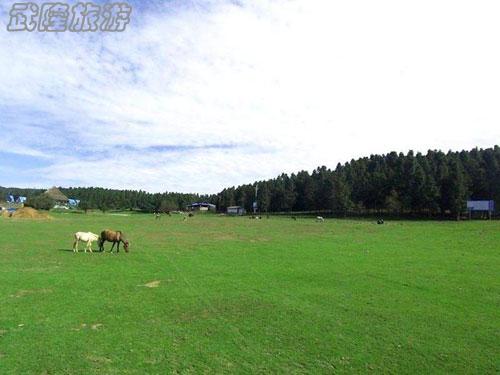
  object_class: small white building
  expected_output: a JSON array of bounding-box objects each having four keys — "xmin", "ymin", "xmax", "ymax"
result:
[
  {"xmin": 227, "ymin": 206, "xmax": 246, "ymax": 215},
  {"xmin": 187, "ymin": 202, "xmax": 216, "ymax": 212}
]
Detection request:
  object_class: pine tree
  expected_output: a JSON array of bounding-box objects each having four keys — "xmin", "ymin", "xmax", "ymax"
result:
[{"xmin": 331, "ymin": 171, "xmax": 352, "ymax": 215}]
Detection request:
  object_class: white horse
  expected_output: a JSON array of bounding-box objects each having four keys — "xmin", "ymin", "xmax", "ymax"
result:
[
  {"xmin": 316, "ymin": 216, "xmax": 324, "ymax": 222},
  {"xmin": 73, "ymin": 232, "xmax": 100, "ymax": 253}
]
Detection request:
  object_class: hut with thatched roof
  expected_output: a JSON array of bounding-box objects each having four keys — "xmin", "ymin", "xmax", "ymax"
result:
[{"xmin": 45, "ymin": 187, "xmax": 69, "ymax": 205}]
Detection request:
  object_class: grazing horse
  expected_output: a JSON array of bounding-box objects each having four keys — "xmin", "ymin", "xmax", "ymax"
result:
[
  {"xmin": 98, "ymin": 230, "xmax": 129, "ymax": 253},
  {"xmin": 316, "ymin": 216, "xmax": 325, "ymax": 222},
  {"xmin": 73, "ymin": 232, "xmax": 99, "ymax": 253}
]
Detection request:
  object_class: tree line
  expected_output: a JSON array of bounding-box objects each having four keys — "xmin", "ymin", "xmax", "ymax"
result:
[
  {"xmin": 62, "ymin": 187, "xmax": 208, "ymax": 213},
  {"xmin": 1, "ymin": 146, "xmax": 498, "ymax": 217},
  {"xmin": 0, "ymin": 186, "xmax": 208, "ymax": 213},
  {"xmin": 212, "ymin": 146, "xmax": 500, "ymax": 218}
]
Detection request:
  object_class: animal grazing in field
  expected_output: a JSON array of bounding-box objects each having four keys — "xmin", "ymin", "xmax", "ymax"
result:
[
  {"xmin": 73, "ymin": 232, "xmax": 100, "ymax": 253},
  {"xmin": 98, "ymin": 230, "xmax": 129, "ymax": 253},
  {"xmin": 377, "ymin": 219, "xmax": 385, "ymax": 225},
  {"xmin": 188, "ymin": 212, "xmax": 194, "ymax": 217},
  {"xmin": 316, "ymin": 216, "xmax": 324, "ymax": 222},
  {"xmin": 291, "ymin": 216, "xmax": 297, "ymax": 221}
]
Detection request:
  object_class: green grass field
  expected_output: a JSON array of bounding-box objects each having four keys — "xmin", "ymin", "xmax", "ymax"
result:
[{"xmin": 0, "ymin": 213, "xmax": 498, "ymax": 374}]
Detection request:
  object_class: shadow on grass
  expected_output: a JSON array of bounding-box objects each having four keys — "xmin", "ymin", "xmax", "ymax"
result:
[{"xmin": 58, "ymin": 248, "xmax": 108, "ymax": 253}]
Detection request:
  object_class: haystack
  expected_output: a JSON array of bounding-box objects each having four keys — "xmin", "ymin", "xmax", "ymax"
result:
[{"xmin": 10, "ymin": 207, "xmax": 51, "ymax": 219}]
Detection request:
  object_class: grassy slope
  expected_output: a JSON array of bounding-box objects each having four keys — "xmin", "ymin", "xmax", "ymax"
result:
[{"xmin": 0, "ymin": 213, "xmax": 498, "ymax": 374}]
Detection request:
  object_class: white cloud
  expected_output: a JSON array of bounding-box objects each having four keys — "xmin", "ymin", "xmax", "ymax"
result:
[{"xmin": 0, "ymin": 0, "xmax": 499, "ymax": 193}]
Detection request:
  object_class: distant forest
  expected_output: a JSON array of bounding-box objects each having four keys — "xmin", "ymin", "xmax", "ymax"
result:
[
  {"xmin": 1, "ymin": 146, "xmax": 499, "ymax": 217},
  {"xmin": 0, "ymin": 186, "xmax": 207, "ymax": 214}
]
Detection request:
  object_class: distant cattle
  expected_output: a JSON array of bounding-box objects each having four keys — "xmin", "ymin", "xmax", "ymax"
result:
[
  {"xmin": 291, "ymin": 216, "xmax": 297, "ymax": 221},
  {"xmin": 377, "ymin": 219, "xmax": 385, "ymax": 225},
  {"xmin": 316, "ymin": 216, "xmax": 324, "ymax": 222}
]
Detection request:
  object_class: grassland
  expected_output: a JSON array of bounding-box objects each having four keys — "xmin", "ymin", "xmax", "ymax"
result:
[{"xmin": 0, "ymin": 212, "xmax": 498, "ymax": 374}]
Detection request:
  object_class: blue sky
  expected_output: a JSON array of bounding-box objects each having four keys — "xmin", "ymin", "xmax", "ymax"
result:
[{"xmin": 1, "ymin": 0, "xmax": 499, "ymax": 193}]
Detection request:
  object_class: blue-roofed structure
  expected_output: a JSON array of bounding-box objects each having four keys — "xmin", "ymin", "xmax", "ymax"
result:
[
  {"xmin": 68, "ymin": 199, "xmax": 81, "ymax": 207},
  {"xmin": 6, "ymin": 194, "xmax": 27, "ymax": 204}
]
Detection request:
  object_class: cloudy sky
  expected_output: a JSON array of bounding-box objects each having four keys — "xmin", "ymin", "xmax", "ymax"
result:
[{"xmin": 0, "ymin": 0, "xmax": 499, "ymax": 193}]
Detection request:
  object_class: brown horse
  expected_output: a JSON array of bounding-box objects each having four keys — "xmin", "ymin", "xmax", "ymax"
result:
[{"xmin": 98, "ymin": 230, "xmax": 129, "ymax": 253}]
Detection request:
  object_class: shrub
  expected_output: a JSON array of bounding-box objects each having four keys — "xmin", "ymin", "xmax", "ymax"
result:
[{"xmin": 25, "ymin": 194, "xmax": 55, "ymax": 210}]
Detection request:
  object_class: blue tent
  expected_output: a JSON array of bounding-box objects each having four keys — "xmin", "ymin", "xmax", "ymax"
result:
[
  {"xmin": 6, "ymin": 195, "xmax": 26, "ymax": 203},
  {"xmin": 68, "ymin": 199, "xmax": 80, "ymax": 207}
]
